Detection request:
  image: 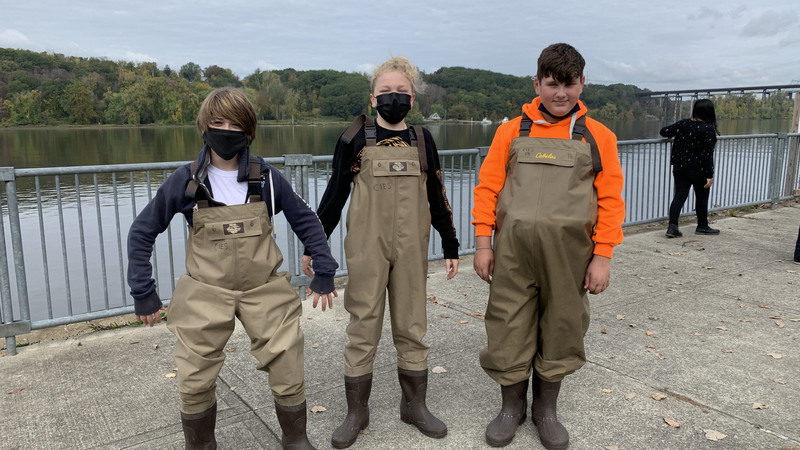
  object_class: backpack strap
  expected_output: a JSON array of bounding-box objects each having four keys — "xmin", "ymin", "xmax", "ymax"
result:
[
  {"xmin": 519, "ymin": 113, "xmax": 603, "ymax": 173},
  {"xmin": 341, "ymin": 115, "xmax": 368, "ymax": 144},
  {"xmin": 409, "ymin": 125, "xmax": 428, "ymax": 171}
]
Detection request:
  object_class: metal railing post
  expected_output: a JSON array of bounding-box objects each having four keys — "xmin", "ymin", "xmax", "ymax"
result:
[
  {"xmin": 770, "ymin": 133, "xmax": 788, "ymax": 208},
  {"xmin": 0, "ymin": 167, "xmax": 32, "ymax": 355}
]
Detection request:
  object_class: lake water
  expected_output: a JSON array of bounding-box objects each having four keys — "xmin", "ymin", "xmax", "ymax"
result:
[
  {"xmin": 0, "ymin": 118, "xmax": 794, "ymax": 322},
  {"xmin": 0, "ymin": 119, "xmax": 792, "ymax": 169}
]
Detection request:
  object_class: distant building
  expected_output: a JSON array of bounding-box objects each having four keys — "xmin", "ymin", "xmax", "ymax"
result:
[{"xmin": 426, "ymin": 113, "xmax": 441, "ymax": 121}]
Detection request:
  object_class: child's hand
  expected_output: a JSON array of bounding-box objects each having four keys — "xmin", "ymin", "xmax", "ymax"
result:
[
  {"xmin": 137, "ymin": 306, "xmax": 165, "ymax": 327},
  {"xmin": 446, "ymin": 259, "xmax": 459, "ymax": 280},
  {"xmin": 307, "ymin": 288, "xmax": 338, "ymax": 311},
  {"xmin": 473, "ymin": 248, "xmax": 494, "ymax": 284},
  {"xmin": 584, "ymin": 255, "xmax": 611, "ymax": 294},
  {"xmin": 301, "ymin": 255, "xmax": 314, "ymax": 277}
]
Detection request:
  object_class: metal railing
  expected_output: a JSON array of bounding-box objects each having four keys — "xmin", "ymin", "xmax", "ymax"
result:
[{"xmin": 2, "ymin": 133, "xmax": 799, "ymax": 354}]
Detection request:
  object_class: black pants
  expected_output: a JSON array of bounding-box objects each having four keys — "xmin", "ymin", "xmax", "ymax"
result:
[
  {"xmin": 669, "ymin": 169, "xmax": 710, "ymax": 227},
  {"xmin": 794, "ymin": 224, "xmax": 800, "ymax": 262}
]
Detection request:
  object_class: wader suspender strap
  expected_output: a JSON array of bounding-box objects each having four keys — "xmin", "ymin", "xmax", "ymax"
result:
[
  {"xmin": 519, "ymin": 113, "xmax": 603, "ymax": 173},
  {"xmin": 341, "ymin": 115, "xmax": 429, "ymax": 171},
  {"xmin": 409, "ymin": 125, "xmax": 429, "ymax": 171},
  {"xmin": 185, "ymin": 158, "xmax": 263, "ymax": 208}
]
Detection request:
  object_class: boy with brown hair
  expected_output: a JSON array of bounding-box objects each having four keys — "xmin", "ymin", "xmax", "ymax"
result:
[
  {"xmin": 472, "ymin": 43, "xmax": 625, "ymax": 449},
  {"xmin": 127, "ymin": 87, "xmax": 338, "ymax": 449}
]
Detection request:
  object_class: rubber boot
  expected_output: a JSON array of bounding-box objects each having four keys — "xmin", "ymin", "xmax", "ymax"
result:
[
  {"xmin": 532, "ymin": 377, "xmax": 569, "ymax": 450},
  {"xmin": 665, "ymin": 223, "xmax": 682, "ymax": 238},
  {"xmin": 274, "ymin": 401, "xmax": 316, "ymax": 450},
  {"xmin": 397, "ymin": 368, "xmax": 447, "ymax": 438},
  {"xmin": 331, "ymin": 373, "xmax": 372, "ymax": 448},
  {"xmin": 485, "ymin": 380, "xmax": 528, "ymax": 447},
  {"xmin": 180, "ymin": 402, "xmax": 217, "ymax": 450}
]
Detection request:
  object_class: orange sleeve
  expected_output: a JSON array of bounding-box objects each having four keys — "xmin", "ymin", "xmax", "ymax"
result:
[
  {"xmin": 588, "ymin": 119, "xmax": 626, "ymax": 258},
  {"xmin": 471, "ymin": 118, "xmax": 519, "ymax": 236}
]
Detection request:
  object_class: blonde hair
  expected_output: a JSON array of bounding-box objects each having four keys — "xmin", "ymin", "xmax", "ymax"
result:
[
  {"xmin": 196, "ymin": 87, "xmax": 258, "ymax": 144},
  {"xmin": 371, "ymin": 56, "xmax": 422, "ymax": 94}
]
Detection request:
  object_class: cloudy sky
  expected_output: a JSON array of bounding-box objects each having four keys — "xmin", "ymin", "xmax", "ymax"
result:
[{"xmin": 2, "ymin": 0, "xmax": 798, "ymax": 91}]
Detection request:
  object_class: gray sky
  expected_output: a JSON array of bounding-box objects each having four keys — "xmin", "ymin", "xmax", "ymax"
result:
[{"xmin": 2, "ymin": 0, "xmax": 799, "ymax": 91}]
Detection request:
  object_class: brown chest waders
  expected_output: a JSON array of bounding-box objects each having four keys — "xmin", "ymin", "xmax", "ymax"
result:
[
  {"xmin": 342, "ymin": 120, "xmax": 432, "ymax": 377},
  {"xmin": 479, "ymin": 114, "xmax": 599, "ymax": 386},
  {"xmin": 168, "ymin": 175, "xmax": 306, "ymax": 414}
]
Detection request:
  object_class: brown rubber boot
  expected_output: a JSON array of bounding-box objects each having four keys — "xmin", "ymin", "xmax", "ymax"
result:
[
  {"xmin": 485, "ymin": 380, "xmax": 528, "ymax": 447},
  {"xmin": 180, "ymin": 402, "xmax": 217, "ymax": 450},
  {"xmin": 274, "ymin": 401, "xmax": 316, "ymax": 450},
  {"xmin": 331, "ymin": 373, "xmax": 372, "ymax": 448},
  {"xmin": 532, "ymin": 377, "xmax": 569, "ymax": 449},
  {"xmin": 397, "ymin": 368, "xmax": 447, "ymax": 438}
]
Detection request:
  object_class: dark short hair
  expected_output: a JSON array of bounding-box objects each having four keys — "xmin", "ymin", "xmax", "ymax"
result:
[
  {"xmin": 196, "ymin": 87, "xmax": 258, "ymax": 144},
  {"xmin": 536, "ymin": 43, "xmax": 585, "ymax": 83}
]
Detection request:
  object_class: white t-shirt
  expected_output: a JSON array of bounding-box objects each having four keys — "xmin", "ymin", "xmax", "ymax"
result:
[{"xmin": 206, "ymin": 164, "xmax": 248, "ymax": 206}]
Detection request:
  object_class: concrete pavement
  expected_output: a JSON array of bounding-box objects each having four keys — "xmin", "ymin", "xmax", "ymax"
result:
[{"xmin": 2, "ymin": 202, "xmax": 799, "ymax": 449}]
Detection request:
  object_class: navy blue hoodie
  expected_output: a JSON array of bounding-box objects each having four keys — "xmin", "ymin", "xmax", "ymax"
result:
[{"xmin": 127, "ymin": 146, "xmax": 338, "ymax": 316}]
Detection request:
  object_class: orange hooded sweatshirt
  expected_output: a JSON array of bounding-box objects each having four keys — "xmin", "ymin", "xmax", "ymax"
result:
[{"xmin": 472, "ymin": 98, "xmax": 625, "ymax": 258}]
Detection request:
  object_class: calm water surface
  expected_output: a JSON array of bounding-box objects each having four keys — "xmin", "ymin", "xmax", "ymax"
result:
[{"xmin": 1, "ymin": 119, "xmax": 791, "ymax": 169}]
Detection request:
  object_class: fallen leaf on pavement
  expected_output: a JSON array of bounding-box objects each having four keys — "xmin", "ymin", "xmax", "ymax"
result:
[
  {"xmin": 770, "ymin": 315, "xmax": 781, "ymax": 319},
  {"xmin": 759, "ymin": 305, "xmax": 771, "ymax": 309},
  {"xmin": 767, "ymin": 353, "xmax": 783, "ymax": 359},
  {"xmin": 336, "ymin": 317, "xmax": 344, "ymax": 321},
  {"xmin": 776, "ymin": 322, "xmax": 785, "ymax": 328},
  {"xmin": 629, "ymin": 323, "xmax": 637, "ymax": 328},
  {"xmin": 704, "ymin": 429, "xmax": 727, "ymax": 441},
  {"xmin": 664, "ymin": 417, "xmax": 680, "ymax": 428},
  {"xmin": 790, "ymin": 318, "xmax": 800, "ymax": 322},
  {"xmin": 153, "ymin": 344, "xmax": 159, "ymax": 350},
  {"xmin": 310, "ymin": 405, "xmax": 327, "ymax": 413},
  {"xmin": 703, "ymin": 266, "xmax": 714, "ymax": 270},
  {"xmin": 646, "ymin": 331, "xmax": 655, "ymax": 336},
  {"xmin": 440, "ymin": 314, "xmax": 449, "ymax": 318},
  {"xmin": 165, "ymin": 373, "xmax": 176, "ymax": 379},
  {"xmin": 312, "ymin": 343, "xmax": 319, "ymax": 348},
  {"xmin": 616, "ymin": 315, "xmax": 625, "ymax": 320},
  {"xmin": 625, "ymin": 393, "xmax": 636, "ymax": 400},
  {"xmin": 459, "ymin": 320, "xmax": 468, "ymax": 324},
  {"xmin": 752, "ymin": 403, "xmax": 768, "ymax": 410},
  {"xmin": 773, "ymin": 378, "xmax": 786, "ymax": 384},
  {"xmin": 7, "ymin": 387, "xmax": 23, "ymax": 395},
  {"xmin": 716, "ymin": 326, "xmax": 728, "ymax": 331},
  {"xmin": 651, "ymin": 393, "xmax": 667, "ymax": 401},
  {"xmin": 601, "ymin": 328, "xmax": 607, "ymax": 334},
  {"xmin": 602, "ymin": 389, "xmax": 613, "ymax": 393},
  {"xmin": 431, "ymin": 366, "xmax": 447, "ymax": 374}
]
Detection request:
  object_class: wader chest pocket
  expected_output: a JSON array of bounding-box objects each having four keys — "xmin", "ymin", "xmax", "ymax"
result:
[
  {"xmin": 205, "ymin": 217, "xmax": 263, "ymax": 240},
  {"xmin": 517, "ymin": 147, "xmax": 577, "ymax": 167},
  {"xmin": 372, "ymin": 159, "xmax": 421, "ymax": 177}
]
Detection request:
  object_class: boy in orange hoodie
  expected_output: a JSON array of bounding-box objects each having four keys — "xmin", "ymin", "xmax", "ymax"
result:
[{"xmin": 472, "ymin": 43, "xmax": 625, "ymax": 449}]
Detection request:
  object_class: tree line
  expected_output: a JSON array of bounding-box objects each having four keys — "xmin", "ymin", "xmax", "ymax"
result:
[{"xmin": 0, "ymin": 48, "xmax": 793, "ymax": 127}]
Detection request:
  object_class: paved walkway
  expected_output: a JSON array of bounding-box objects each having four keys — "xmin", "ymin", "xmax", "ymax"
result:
[{"xmin": 2, "ymin": 203, "xmax": 799, "ymax": 449}]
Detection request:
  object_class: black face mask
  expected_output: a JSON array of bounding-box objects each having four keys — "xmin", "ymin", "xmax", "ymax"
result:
[
  {"xmin": 203, "ymin": 128, "xmax": 248, "ymax": 160},
  {"xmin": 375, "ymin": 93, "xmax": 412, "ymax": 124}
]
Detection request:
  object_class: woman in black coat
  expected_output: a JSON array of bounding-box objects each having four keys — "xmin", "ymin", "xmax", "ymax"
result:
[{"xmin": 660, "ymin": 99, "xmax": 720, "ymax": 237}]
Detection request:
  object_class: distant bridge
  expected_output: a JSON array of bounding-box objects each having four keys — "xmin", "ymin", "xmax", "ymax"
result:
[{"xmin": 636, "ymin": 84, "xmax": 800, "ymax": 123}]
